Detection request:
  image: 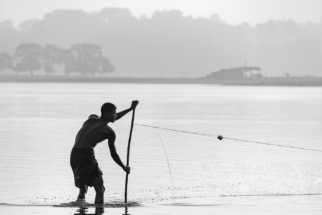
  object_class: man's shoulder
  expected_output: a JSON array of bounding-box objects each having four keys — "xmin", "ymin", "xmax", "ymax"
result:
[
  {"xmin": 99, "ymin": 124, "xmax": 115, "ymax": 138},
  {"xmin": 83, "ymin": 114, "xmax": 99, "ymax": 124},
  {"xmin": 88, "ymin": 114, "xmax": 99, "ymax": 119},
  {"xmin": 103, "ymin": 125, "xmax": 115, "ymax": 133}
]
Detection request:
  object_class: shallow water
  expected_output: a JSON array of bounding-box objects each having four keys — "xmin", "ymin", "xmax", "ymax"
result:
[{"xmin": 0, "ymin": 83, "xmax": 322, "ymax": 214}]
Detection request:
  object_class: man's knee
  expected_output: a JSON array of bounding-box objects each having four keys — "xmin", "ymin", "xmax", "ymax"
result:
[
  {"xmin": 80, "ymin": 185, "xmax": 88, "ymax": 193},
  {"xmin": 97, "ymin": 185, "xmax": 105, "ymax": 194},
  {"xmin": 92, "ymin": 176, "xmax": 104, "ymax": 194}
]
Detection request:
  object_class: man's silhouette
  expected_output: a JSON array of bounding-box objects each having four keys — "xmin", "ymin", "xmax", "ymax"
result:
[{"xmin": 70, "ymin": 101, "xmax": 139, "ymax": 204}]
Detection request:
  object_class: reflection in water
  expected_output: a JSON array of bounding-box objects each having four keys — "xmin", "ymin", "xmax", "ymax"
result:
[
  {"xmin": 74, "ymin": 206, "xmax": 105, "ymax": 215},
  {"xmin": 123, "ymin": 207, "xmax": 129, "ymax": 215},
  {"xmin": 95, "ymin": 207, "xmax": 105, "ymax": 215},
  {"xmin": 72, "ymin": 203, "xmax": 134, "ymax": 214},
  {"xmin": 74, "ymin": 206, "xmax": 87, "ymax": 214}
]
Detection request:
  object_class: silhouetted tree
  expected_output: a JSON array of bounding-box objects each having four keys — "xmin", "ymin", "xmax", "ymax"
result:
[
  {"xmin": 13, "ymin": 43, "xmax": 42, "ymax": 76},
  {"xmin": 0, "ymin": 52, "xmax": 12, "ymax": 75},
  {"xmin": 18, "ymin": 18, "xmax": 41, "ymax": 32},
  {"xmin": 0, "ymin": 21, "xmax": 21, "ymax": 55},
  {"xmin": 70, "ymin": 43, "xmax": 114, "ymax": 76},
  {"xmin": 96, "ymin": 7, "xmax": 133, "ymax": 21},
  {"xmin": 41, "ymin": 44, "xmax": 62, "ymax": 76},
  {"xmin": 89, "ymin": 56, "xmax": 114, "ymax": 76},
  {"xmin": 61, "ymin": 49, "xmax": 77, "ymax": 77},
  {"xmin": 2, "ymin": 8, "xmax": 322, "ymax": 76}
]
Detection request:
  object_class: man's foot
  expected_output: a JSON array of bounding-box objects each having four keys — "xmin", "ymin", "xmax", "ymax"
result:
[
  {"xmin": 76, "ymin": 199, "xmax": 85, "ymax": 203},
  {"xmin": 77, "ymin": 186, "xmax": 88, "ymax": 201}
]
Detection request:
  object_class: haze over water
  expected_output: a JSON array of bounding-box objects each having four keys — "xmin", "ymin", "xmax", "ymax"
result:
[{"xmin": 1, "ymin": 83, "xmax": 322, "ymax": 214}]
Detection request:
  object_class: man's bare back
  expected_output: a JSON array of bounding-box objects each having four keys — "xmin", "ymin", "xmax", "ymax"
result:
[{"xmin": 73, "ymin": 116, "xmax": 114, "ymax": 149}]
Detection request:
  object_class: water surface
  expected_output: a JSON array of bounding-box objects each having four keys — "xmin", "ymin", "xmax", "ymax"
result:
[{"xmin": 1, "ymin": 83, "xmax": 322, "ymax": 214}]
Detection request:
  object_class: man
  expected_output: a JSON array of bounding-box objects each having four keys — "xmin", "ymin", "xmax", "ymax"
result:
[{"xmin": 70, "ymin": 100, "xmax": 139, "ymax": 204}]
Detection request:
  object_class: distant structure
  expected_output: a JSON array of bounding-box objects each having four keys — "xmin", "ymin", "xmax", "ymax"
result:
[{"xmin": 206, "ymin": 67, "xmax": 262, "ymax": 80}]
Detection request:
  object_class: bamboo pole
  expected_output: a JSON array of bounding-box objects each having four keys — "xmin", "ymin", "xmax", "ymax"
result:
[{"xmin": 124, "ymin": 108, "xmax": 135, "ymax": 203}]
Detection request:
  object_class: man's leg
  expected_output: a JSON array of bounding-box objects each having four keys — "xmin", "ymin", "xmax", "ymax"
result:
[
  {"xmin": 91, "ymin": 176, "xmax": 105, "ymax": 204},
  {"xmin": 77, "ymin": 185, "xmax": 88, "ymax": 201}
]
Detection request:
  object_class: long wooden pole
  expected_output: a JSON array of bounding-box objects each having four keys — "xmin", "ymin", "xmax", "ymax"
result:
[{"xmin": 124, "ymin": 108, "xmax": 135, "ymax": 203}]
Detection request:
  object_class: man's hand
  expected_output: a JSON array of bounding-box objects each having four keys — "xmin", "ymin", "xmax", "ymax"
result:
[
  {"xmin": 124, "ymin": 166, "xmax": 131, "ymax": 174},
  {"xmin": 131, "ymin": 100, "xmax": 139, "ymax": 110},
  {"xmin": 115, "ymin": 101, "xmax": 139, "ymax": 120}
]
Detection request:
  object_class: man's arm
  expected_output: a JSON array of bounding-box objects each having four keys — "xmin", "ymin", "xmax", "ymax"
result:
[
  {"xmin": 106, "ymin": 130, "xmax": 130, "ymax": 173},
  {"xmin": 116, "ymin": 100, "xmax": 139, "ymax": 121}
]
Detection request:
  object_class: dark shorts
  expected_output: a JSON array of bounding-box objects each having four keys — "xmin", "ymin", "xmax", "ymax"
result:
[{"xmin": 70, "ymin": 148, "xmax": 103, "ymax": 188}]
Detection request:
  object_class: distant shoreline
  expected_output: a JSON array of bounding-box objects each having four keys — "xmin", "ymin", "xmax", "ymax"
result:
[{"xmin": 1, "ymin": 76, "xmax": 322, "ymax": 86}]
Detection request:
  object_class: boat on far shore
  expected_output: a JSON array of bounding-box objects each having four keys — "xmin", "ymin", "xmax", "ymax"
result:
[
  {"xmin": 1, "ymin": 66, "xmax": 322, "ymax": 86},
  {"xmin": 202, "ymin": 66, "xmax": 322, "ymax": 86}
]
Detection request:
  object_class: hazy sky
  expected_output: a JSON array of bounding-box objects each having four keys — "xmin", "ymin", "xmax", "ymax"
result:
[{"xmin": 0, "ymin": 0, "xmax": 321, "ymax": 27}]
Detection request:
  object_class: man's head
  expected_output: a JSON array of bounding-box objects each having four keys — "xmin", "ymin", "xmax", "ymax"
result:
[{"xmin": 101, "ymin": 102, "xmax": 117, "ymax": 123}]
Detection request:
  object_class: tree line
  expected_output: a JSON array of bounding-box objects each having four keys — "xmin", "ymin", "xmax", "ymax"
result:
[
  {"xmin": 0, "ymin": 42, "xmax": 114, "ymax": 76},
  {"xmin": 1, "ymin": 8, "xmax": 322, "ymax": 77}
]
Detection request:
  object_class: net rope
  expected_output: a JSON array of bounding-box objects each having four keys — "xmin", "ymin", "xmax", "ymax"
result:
[{"xmin": 135, "ymin": 123, "xmax": 322, "ymax": 153}]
